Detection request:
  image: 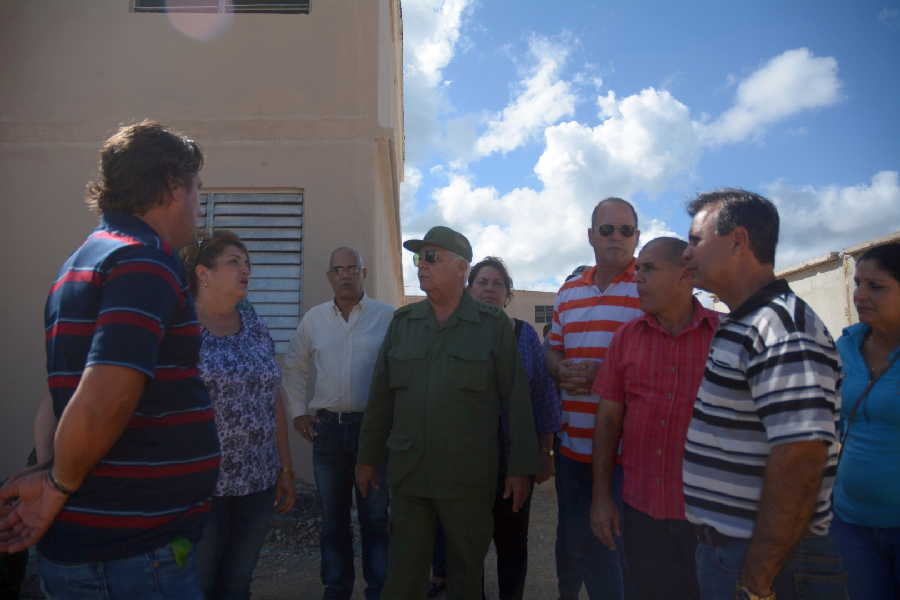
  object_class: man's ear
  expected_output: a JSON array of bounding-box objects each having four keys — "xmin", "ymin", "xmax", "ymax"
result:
[
  {"xmin": 731, "ymin": 226, "xmax": 750, "ymax": 255},
  {"xmin": 361, "ymin": 266, "xmax": 368, "ymax": 280}
]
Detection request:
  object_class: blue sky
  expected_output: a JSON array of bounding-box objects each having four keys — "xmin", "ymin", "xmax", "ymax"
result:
[{"xmin": 399, "ymin": 0, "xmax": 900, "ymax": 294}]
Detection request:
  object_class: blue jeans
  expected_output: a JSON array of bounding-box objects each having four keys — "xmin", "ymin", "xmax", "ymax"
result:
[
  {"xmin": 831, "ymin": 514, "xmax": 900, "ymax": 599},
  {"xmin": 197, "ymin": 486, "xmax": 276, "ymax": 599},
  {"xmin": 554, "ymin": 450, "xmax": 624, "ymax": 600},
  {"xmin": 39, "ymin": 543, "xmax": 202, "ymax": 599},
  {"xmin": 695, "ymin": 532, "xmax": 848, "ymax": 599},
  {"xmin": 314, "ymin": 414, "xmax": 389, "ymax": 600}
]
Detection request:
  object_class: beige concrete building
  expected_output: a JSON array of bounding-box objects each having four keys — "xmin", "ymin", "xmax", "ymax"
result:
[
  {"xmin": 711, "ymin": 230, "xmax": 900, "ymax": 339},
  {"xmin": 1, "ymin": 0, "xmax": 404, "ymax": 481}
]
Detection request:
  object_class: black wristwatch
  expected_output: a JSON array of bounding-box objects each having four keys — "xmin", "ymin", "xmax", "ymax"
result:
[{"xmin": 736, "ymin": 585, "xmax": 776, "ymax": 600}]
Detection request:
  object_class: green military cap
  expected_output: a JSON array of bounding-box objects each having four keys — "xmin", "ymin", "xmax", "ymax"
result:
[{"xmin": 403, "ymin": 226, "xmax": 473, "ymax": 262}]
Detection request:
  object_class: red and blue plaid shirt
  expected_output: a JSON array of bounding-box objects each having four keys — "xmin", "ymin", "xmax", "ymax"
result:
[{"xmin": 592, "ymin": 300, "xmax": 718, "ymax": 519}]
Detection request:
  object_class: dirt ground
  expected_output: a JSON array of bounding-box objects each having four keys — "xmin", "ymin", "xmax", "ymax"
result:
[
  {"xmin": 251, "ymin": 480, "xmax": 564, "ymax": 600},
  {"xmin": 16, "ymin": 480, "xmax": 568, "ymax": 599}
]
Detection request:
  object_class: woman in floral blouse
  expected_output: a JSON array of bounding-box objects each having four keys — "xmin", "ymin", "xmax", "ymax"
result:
[{"xmin": 182, "ymin": 230, "xmax": 295, "ymax": 599}]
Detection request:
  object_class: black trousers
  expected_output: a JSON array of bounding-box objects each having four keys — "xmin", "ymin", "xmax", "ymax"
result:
[
  {"xmin": 623, "ymin": 503, "xmax": 700, "ymax": 600},
  {"xmin": 489, "ymin": 480, "xmax": 534, "ymax": 600}
]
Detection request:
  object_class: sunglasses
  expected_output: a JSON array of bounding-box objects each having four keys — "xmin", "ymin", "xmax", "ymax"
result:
[
  {"xmin": 413, "ymin": 249, "xmax": 441, "ymax": 267},
  {"xmin": 595, "ymin": 224, "xmax": 636, "ymax": 238}
]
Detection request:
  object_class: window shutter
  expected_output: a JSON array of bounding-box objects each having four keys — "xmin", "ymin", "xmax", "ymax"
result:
[{"xmin": 199, "ymin": 192, "xmax": 303, "ymax": 353}]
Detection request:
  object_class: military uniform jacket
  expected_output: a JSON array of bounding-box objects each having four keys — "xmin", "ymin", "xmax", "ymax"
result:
[{"xmin": 358, "ymin": 292, "xmax": 539, "ymax": 498}]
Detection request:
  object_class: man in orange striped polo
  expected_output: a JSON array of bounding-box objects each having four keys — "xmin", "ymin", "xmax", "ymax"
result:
[{"xmin": 546, "ymin": 197, "xmax": 642, "ymax": 600}]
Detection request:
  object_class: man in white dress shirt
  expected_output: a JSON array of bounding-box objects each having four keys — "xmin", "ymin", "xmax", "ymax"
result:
[{"xmin": 282, "ymin": 246, "xmax": 394, "ymax": 600}]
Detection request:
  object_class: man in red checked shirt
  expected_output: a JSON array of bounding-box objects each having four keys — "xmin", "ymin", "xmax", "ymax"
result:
[{"xmin": 590, "ymin": 237, "xmax": 719, "ymax": 600}]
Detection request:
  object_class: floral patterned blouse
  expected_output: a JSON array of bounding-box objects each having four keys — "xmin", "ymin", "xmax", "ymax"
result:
[{"xmin": 199, "ymin": 305, "xmax": 281, "ymax": 497}]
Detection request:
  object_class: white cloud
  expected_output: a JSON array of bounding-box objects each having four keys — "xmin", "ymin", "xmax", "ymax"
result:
[
  {"xmin": 768, "ymin": 171, "xmax": 900, "ymax": 268},
  {"xmin": 535, "ymin": 87, "xmax": 703, "ymax": 199},
  {"xmin": 704, "ymin": 48, "xmax": 841, "ymax": 145},
  {"xmin": 399, "ymin": 166, "xmax": 423, "ymax": 224},
  {"xmin": 475, "ymin": 36, "xmax": 578, "ymax": 156},
  {"xmin": 402, "ymin": 0, "xmax": 473, "ymax": 163}
]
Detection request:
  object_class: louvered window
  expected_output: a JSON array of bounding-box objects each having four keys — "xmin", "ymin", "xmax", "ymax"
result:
[
  {"xmin": 198, "ymin": 192, "xmax": 303, "ymax": 353},
  {"xmin": 534, "ymin": 305, "xmax": 554, "ymax": 324},
  {"xmin": 133, "ymin": 0, "xmax": 310, "ymax": 14}
]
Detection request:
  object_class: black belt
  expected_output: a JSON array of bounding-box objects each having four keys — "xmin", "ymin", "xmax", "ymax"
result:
[
  {"xmin": 316, "ymin": 409, "xmax": 364, "ymax": 424},
  {"xmin": 694, "ymin": 524, "xmax": 745, "ymax": 547}
]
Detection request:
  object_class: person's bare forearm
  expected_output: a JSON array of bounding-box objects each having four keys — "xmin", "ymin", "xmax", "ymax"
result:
[
  {"xmin": 52, "ymin": 365, "xmax": 146, "ymax": 491},
  {"xmin": 591, "ymin": 403, "xmax": 623, "ymax": 500},
  {"xmin": 34, "ymin": 391, "xmax": 57, "ymax": 465},
  {"xmin": 741, "ymin": 441, "xmax": 828, "ymax": 593},
  {"xmin": 274, "ymin": 389, "xmax": 293, "ymax": 472}
]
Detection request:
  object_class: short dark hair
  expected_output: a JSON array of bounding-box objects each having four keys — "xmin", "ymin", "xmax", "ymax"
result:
[
  {"xmin": 642, "ymin": 236, "xmax": 687, "ymax": 265},
  {"xmin": 86, "ymin": 120, "xmax": 204, "ymax": 215},
  {"xmin": 180, "ymin": 229, "xmax": 248, "ymax": 295},
  {"xmin": 687, "ymin": 189, "xmax": 779, "ymax": 265},
  {"xmin": 592, "ymin": 197, "xmax": 638, "ymax": 229},
  {"xmin": 857, "ymin": 242, "xmax": 900, "ymax": 283},
  {"xmin": 467, "ymin": 256, "xmax": 514, "ymax": 303}
]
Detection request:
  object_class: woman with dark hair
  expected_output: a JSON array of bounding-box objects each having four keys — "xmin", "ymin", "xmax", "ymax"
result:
[
  {"xmin": 181, "ymin": 230, "xmax": 296, "ymax": 599},
  {"xmin": 429, "ymin": 256, "xmax": 559, "ymax": 599},
  {"xmin": 831, "ymin": 242, "xmax": 900, "ymax": 599}
]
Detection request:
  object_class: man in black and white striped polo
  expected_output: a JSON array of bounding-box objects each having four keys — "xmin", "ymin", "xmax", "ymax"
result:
[{"xmin": 680, "ymin": 189, "xmax": 848, "ymax": 600}]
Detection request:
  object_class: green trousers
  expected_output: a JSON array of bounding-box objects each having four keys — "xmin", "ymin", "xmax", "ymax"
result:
[{"xmin": 382, "ymin": 489, "xmax": 494, "ymax": 600}]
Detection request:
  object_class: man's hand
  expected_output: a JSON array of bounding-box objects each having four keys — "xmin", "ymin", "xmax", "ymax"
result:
[
  {"xmin": 0, "ymin": 470, "xmax": 68, "ymax": 553},
  {"xmin": 502, "ymin": 475, "xmax": 532, "ymax": 512},
  {"xmin": 274, "ymin": 470, "xmax": 296, "ymax": 514},
  {"xmin": 535, "ymin": 453, "xmax": 555, "ymax": 484},
  {"xmin": 590, "ymin": 492, "xmax": 621, "ymax": 550},
  {"xmin": 293, "ymin": 415, "xmax": 318, "ymax": 442},
  {"xmin": 356, "ymin": 464, "xmax": 379, "ymax": 499},
  {"xmin": 557, "ymin": 360, "xmax": 598, "ymax": 396}
]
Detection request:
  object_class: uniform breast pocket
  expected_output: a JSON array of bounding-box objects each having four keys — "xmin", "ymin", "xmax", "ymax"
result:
[
  {"xmin": 448, "ymin": 349, "xmax": 490, "ymax": 393},
  {"xmin": 388, "ymin": 348, "xmax": 424, "ymax": 390}
]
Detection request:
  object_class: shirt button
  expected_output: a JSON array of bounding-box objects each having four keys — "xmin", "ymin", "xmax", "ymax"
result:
[
  {"xmin": 660, "ymin": 419, "xmax": 667, "ymax": 425},
  {"xmin": 657, "ymin": 449, "xmax": 662, "ymax": 455},
  {"xmin": 666, "ymin": 392, "xmax": 673, "ymax": 399}
]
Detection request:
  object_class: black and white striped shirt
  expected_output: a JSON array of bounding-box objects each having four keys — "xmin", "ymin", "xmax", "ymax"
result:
[{"xmin": 683, "ymin": 279, "xmax": 841, "ymax": 539}]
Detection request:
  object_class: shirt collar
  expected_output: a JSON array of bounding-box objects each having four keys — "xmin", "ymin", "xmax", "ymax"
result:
[
  {"xmin": 728, "ymin": 278, "xmax": 791, "ymax": 321},
  {"xmin": 639, "ymin": 297, "xmax": 718, "ymax": 335},
  {"xmin": 331, "ymin": 292, "xmax": 368, "ymax": 316},
  {"xmin": 100, "ymin": 210, "xmax": 173, "ymax": 255},
  {"xmin": 582, "ymin": 260, "xmax": 637, "ymax": 286},
  {"xmin": 408, "ymin": 291, "xmax": 479, "ymax": 325}
]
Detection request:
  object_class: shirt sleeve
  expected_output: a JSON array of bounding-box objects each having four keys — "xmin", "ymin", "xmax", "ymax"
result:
[
  {"xmin": 592, "ymin": 325, "xmax": 626, "ymax": 403},
  {"xmin": 358, "ymin": 318, "xmax": 397, "ymax": 467},
  {"xmin": 498, "ymin": 316, "xmax": 539, "ymax": 477},
  {"xmin": 748, "ymin": 325, "xmax": 839, "ymax": 447},
  {"xmin": 281, "ymin": 312, "xmax": 313, "ymax": 419},
  {"xmin": 86, "ymin": 246, "xmax": 183, "ymax": 377},
  {"xmin": 519, "ymin": 322, "xmax": 560, "ymax": 433}
]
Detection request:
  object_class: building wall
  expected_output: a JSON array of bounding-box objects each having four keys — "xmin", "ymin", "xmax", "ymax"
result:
[
  {"xmin": 0, "ymin": 0, "xmax": 404, "ymax": 482},
  {"xmin": 711, "ymin": 231, "xmax": 900, "ymax": 341}
]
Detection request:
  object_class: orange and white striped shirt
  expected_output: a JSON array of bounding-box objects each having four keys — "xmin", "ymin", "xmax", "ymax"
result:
[{"xmin": 549, "ymin": 262, "xmax": 642, "ymax": 462}]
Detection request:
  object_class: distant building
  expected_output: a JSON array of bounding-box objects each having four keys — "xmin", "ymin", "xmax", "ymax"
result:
[
  {"xmin": 1, "ymin": 0, "xmax": 404, "ymax": 480},
  {"xmin": 711, "ymin": 230, "xmax": 900, "ymax": 339}
]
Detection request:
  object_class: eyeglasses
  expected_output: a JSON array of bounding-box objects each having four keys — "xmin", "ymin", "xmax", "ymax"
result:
[
  {"xmin": 328, "ymin": 265, "xmax": 360, "ymax": 276},
  {"xmin": 413, "ymin": 249, "xmax": 441, "ymax": 267},
  {"xmin": 595, "ymin": 224, "xmax": 636, "ymax": 238}
]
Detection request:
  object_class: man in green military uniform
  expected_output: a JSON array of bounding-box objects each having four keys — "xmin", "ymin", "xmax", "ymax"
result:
[{"xmin": 356, "ymin": 226, "xmax": 539, "ymax": 600}]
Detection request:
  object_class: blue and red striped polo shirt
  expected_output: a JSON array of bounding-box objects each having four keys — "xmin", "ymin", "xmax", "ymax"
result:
[{"xmin": 39, "ymin": 211, "xmax": 220, "ymax": 563}]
